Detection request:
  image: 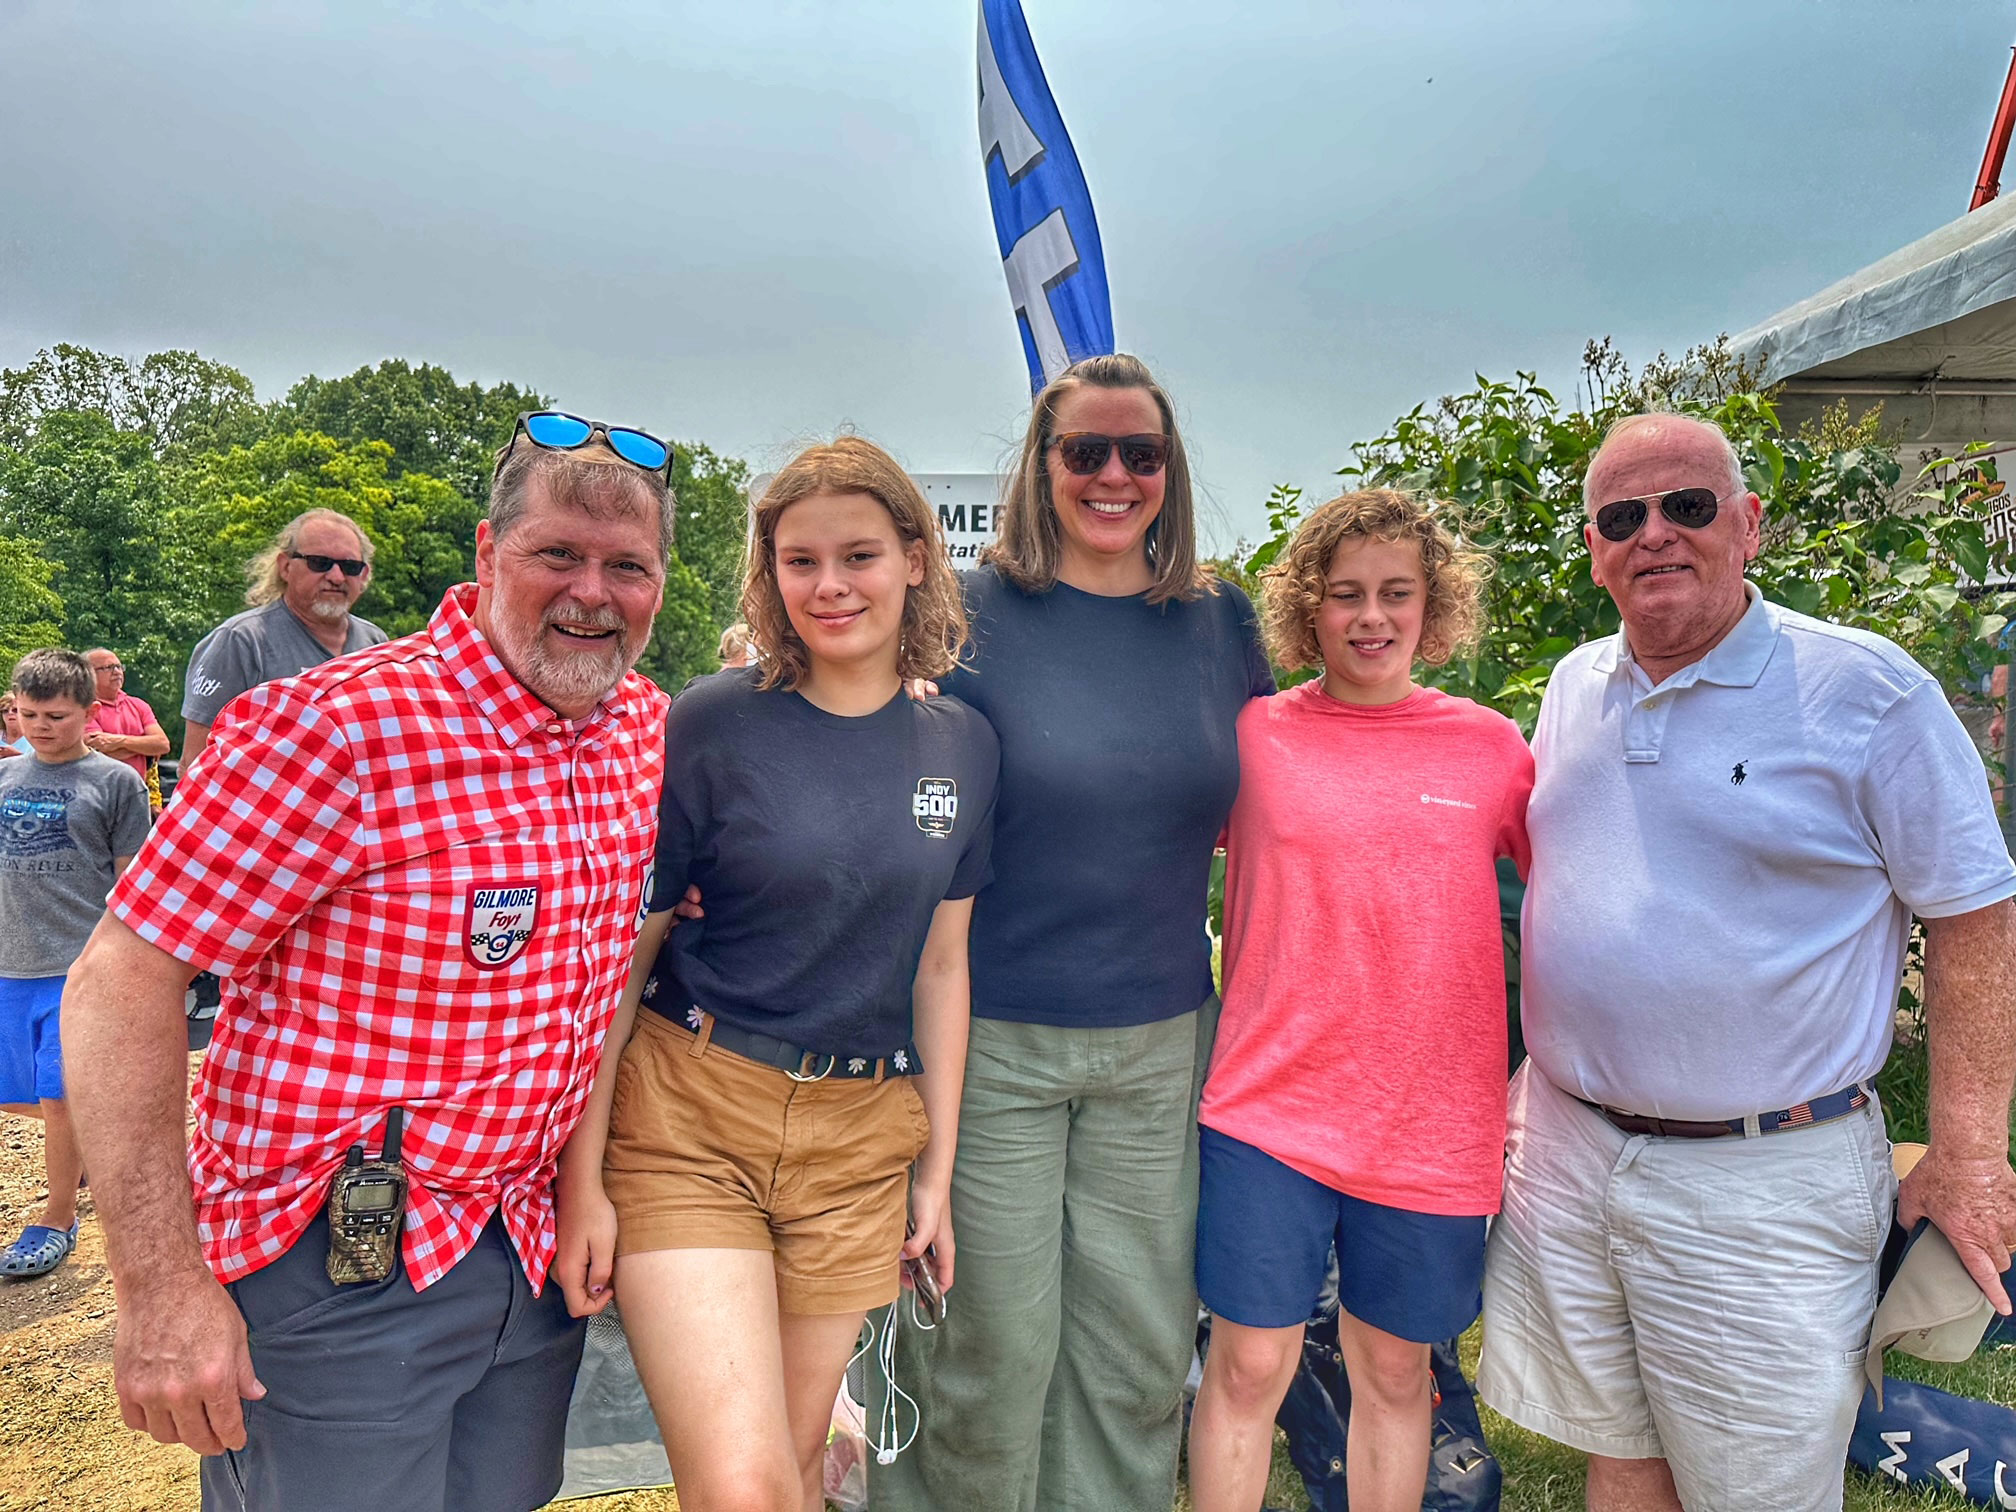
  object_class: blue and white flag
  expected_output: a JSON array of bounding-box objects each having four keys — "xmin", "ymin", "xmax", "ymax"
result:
[{"xmin": 977, "ymin": 0, "xmax": 1114, "ymax": 394}]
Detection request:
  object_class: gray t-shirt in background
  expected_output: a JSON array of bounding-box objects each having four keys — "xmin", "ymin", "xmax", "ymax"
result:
[
  {"xmin": 182, "ymin": 600, "xmax": 388, "ymax": 726},
  {"xmin": 0, "ymin": 751, "xmax": 152, "ymax": 977}
]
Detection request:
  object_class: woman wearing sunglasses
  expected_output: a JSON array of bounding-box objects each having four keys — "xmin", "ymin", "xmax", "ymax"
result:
[
  {"xmin": 878, "ymin": 353, "xmax": 1273, "ymax": 1512},
  {"xmin": 553, "ymin": 437, "xmax": 995, "ymax": 1512}
]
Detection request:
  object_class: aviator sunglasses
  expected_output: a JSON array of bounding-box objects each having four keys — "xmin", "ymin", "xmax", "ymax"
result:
[
  {"xmin": 1592, "ymin": 486, "xmax": 1728, "ymax": 543},
  {"xmin": 1049, "ymin": 431, "xmax": 1171, "ymax": 478},
  {"xmin": 505, "ymin": 410, "xmax": 675, "ymax": 482}
]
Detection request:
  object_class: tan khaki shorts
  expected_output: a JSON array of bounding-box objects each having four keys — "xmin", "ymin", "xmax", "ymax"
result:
[
  {"xmin": 1478, "ymin": 1062, "xmax": 1894, "ymax": 1512},
  {"xmin": 604, "ymin": 1009, "xmax": 932, "ymax": 1314}
]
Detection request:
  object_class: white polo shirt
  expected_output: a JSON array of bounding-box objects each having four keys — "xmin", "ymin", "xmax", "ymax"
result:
[{"xmin": 1523, "ymin": 585, "xmax": 2016, "ymax": 1120}]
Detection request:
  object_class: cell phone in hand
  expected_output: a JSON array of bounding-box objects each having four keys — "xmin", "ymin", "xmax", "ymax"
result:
[{"xmin": 902, "ymin": 1217, "xmax": 946, "ymax": 1324}]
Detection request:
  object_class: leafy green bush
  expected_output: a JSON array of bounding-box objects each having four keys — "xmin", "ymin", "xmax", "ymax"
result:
[{"xmin": 1248, "ymin": 341, "xmax": 2013, "ymax": 734}]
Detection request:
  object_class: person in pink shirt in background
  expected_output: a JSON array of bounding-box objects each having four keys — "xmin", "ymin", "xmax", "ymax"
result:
[
  {"xmin": 1187, "ymin": 489, "xmax": 1533, "ymax": 1512},
  {"xmin": 81, "ymin": 649, "xmax": 169, "ymax": 807}
]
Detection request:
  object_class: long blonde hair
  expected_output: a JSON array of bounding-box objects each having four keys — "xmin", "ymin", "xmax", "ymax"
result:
[{"xmin": 742, "ymin": 437, "xmax": 968, "ymax": 691}]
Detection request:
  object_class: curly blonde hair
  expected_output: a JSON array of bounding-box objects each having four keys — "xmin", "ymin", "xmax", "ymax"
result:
[
  {"xmin": 742, "ymin": 437, "xmax": 968, "ymax": 691},
  {"xmin": 1260, "ymin": 489, "xmax": 1489, "ymax": 672}
]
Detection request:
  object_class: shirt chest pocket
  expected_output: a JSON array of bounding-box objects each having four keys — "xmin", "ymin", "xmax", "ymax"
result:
[
  {"xmin": 436, "ymin": 833, "xmax": 634, "ymax": 983},
  {"xmin": 334, "ymin": 838, "xmax": 575, "ymax": 996}
]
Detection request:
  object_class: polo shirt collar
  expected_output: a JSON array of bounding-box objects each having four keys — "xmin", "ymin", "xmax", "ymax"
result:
[
  {"xmin": 1594, "ymin": 582, "xmax": 1780, "ymax": 691},
  {"xmin": 427, "ymin": 584, "xmax": 636, "ymax": 746}
]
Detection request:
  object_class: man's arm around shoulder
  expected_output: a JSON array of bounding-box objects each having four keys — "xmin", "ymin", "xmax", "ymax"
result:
[{"xmin": 62, "ymin": 916, "xmax": 264, "ymax": 1453}]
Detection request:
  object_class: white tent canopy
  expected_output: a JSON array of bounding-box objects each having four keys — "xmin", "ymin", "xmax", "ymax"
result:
[{"xmin": 1729, "ymin": 194, "xmax": 2016, "ymax": 444}]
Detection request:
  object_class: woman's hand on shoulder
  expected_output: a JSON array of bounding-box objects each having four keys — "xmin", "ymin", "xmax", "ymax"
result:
[{"xmin": 905, "ymin": 678, "xmax": 940, "ymax": 702}]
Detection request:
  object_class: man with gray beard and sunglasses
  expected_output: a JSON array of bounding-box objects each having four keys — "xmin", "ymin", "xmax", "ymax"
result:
[
  {"xmin": 180, "ymin": 508, "xmax": 390, "ymax": 770},
  {"xmin": 61, "ymin": 421, "xmax": 677, "ymax": 1512}
]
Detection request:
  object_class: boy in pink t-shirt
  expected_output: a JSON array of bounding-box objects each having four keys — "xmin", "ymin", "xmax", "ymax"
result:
[{"xmin": 1188, "ymin": 490, "xmax": 1532, "ymax": 1512}]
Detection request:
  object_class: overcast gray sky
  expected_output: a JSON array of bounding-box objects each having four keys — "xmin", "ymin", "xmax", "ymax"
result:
[{"xmin": 3, "ymin": 0, "xmax": 2011, "ymax": 548}]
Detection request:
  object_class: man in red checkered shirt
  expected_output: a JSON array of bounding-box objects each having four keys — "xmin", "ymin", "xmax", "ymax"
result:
[{"xmin": 62, "ymin": 420, "xmax": 677, "ymax": 1512}]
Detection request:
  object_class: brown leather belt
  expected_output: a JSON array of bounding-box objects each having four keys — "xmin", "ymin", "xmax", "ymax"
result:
[{"xmin": 1579, "ymin": 1107, "xmax": 1746, "ymax": 1139}]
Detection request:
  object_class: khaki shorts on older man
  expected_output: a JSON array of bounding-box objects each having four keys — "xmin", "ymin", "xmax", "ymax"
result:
[
  {"xmin": 603, "ymin": 1008, "xmax": 931, "ymax": 1315},
  {"xmin": 1478, "ymin": 1062, "xmax": 1895, "ymax": 1512}
]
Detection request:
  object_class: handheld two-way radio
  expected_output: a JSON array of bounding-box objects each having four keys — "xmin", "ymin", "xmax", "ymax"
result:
[{"xmin": 326, "ymin": 1108, "xmax": 407, "ymax": 1285}]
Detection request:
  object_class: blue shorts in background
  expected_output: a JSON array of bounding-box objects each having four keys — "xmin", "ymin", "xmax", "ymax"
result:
[
  {"xmin": 0, "ymin": 975, "xmax": 67, "ymax": 1103},
  {"xmin": 1196, "ymin": 1123, "xmax": 1487, "ymax": 1341}
]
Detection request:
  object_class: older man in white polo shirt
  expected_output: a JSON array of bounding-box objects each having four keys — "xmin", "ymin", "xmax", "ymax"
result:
[{"xmin": 1477, "ymin": 412, "xmax": 2016, "ymax": 1512}]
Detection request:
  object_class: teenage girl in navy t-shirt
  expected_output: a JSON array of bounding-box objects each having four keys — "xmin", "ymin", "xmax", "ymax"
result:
[
  {"xmin": 554, "ymin": 437, "xmax": 998, "ymax": 1512},
  {"xmin": 877, "ymin": 354, "xmax": 1274, "ymax": 1512}
]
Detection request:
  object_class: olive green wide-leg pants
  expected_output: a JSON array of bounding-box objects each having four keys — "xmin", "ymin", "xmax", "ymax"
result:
[{"xmin": 873, "ymin": 997, "xmax": 1218, "ymax": 1512}]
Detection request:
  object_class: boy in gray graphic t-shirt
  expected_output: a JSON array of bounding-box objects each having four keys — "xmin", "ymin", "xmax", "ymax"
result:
[{"xmin": 0, "ymin": 649, "xmax": 150, "ymax": 1279}]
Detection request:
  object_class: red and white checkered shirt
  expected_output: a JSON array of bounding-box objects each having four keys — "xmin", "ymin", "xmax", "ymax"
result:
[{"xmin": 110, "ymin": 584, "xmax": 669, "ymax": 1291}]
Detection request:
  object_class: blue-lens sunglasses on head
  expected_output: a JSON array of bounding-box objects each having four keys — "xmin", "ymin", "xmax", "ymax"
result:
[{"xmin": 505, "ymin": 410, "xmax": 675, "ymax": 481}]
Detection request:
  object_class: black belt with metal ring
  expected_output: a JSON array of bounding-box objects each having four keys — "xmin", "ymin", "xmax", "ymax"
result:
[
  {"xmin": 667, "ymin": 1005, "xmax": 923, "ymax": 1080},
  {"xmin": 1575, "ymin": 1080, "xmax": 1873, "ymax": 1140}
]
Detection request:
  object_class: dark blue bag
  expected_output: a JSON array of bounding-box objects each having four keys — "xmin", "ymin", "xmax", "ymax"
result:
[{"xmin": 1849, "ymin": 1376, "xmax": 2016, "ymax": 1504}]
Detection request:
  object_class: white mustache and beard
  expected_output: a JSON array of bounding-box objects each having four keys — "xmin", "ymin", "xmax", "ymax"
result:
[
  {"xmin": 489, "ymin": 598, "xmax": 644, "ymax": 711},
  {"xmin": 304, "ymin": 590, "xmax": 355, "ymax": 625}
]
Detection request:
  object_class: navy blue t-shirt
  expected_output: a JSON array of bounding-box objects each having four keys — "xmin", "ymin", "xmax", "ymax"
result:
[
  {"xmin": 944, "ymin": 566, "xmax": 1273, "ymax": 1028},
  {"xmin": 644, "ymin": 668, "xmax": 998, "ymax": 1058}
]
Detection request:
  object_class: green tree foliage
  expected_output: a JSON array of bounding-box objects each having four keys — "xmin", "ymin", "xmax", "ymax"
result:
[
  {"xmin": 1249, "ymin": 340, "xmax": 2016, "ymax": 732},
  {"xmin": 0, "ymin": 539, "xmax": 65, "ymax": 674},
  {"xmin": 633, "ymin": 557, "xmax": 722, "ymax": 695},
  {"xmin": 0, "ymin": 409, "xmax": 207, "ymax": 707},
  {"xmin": 170, "ymin": 430, "xmax": 486, "ymax": 640},
  {"xmin": 275, "ymin": 359, "xmax": 545, "ymax": 506},
  {"xmin": 671, "ymin": 441, "xmax": 753, "ymax": 635},
  {"xmin": 0, "ymin": 344, "xmax": 753, "ymax": 713},
  {"xmin": 0, "ymin": 344, "xmax": 260, "ymax": 455}
]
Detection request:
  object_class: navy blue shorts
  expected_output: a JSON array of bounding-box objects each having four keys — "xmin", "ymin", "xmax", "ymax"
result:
[{"xmin": 1196, "ymin": 1124, "xmax": 1487, "ymax": 1341}]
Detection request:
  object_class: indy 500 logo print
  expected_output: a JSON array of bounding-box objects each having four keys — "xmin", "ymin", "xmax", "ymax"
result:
[{"xmin": 913, "ymin": 778, "xmax": 958, "ymax": 839}]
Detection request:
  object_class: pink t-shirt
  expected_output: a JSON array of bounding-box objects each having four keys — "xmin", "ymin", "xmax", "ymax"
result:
[
  {"xmin": 1201, "ymin": 680, "xmax": 1533, "ymax": 1216},
  {"xmin": 85, "ymin": 690, "xmax": 158, "ymax": 780}
]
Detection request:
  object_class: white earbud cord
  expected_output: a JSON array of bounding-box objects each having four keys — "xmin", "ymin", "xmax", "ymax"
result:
[{"xmin": 844, "ymin": 1286, "xmax": 941, "ymax": 1465}]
